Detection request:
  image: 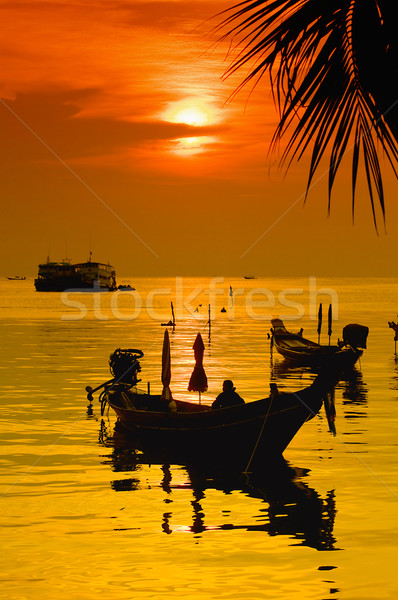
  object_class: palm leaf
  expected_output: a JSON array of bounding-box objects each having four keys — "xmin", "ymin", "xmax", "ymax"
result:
[{"xmin": 214, "ymin": 0, "xmax": 398, "ymax": 226}]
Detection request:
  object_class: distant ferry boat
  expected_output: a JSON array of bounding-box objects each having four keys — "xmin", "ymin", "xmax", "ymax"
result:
[
  {"xmin": 7, "ymin": 275, "xmax": 26, "ymax": 280},
  {"xmin": 34, "ymin": 255, "xmax": 117, "ymax": 292}
]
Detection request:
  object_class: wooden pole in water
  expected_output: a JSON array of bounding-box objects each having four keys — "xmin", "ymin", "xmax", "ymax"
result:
[
  {"xmin": 171, "ymin": 301, "xmax": 176, "ymax": 329},
  {"xmin": 208, "ymin": 304, "xmax": 211, "ymax": 341},
  {"xmin": 328, "ymin": 303, "xmax": 332, "ymax": 346},
  {"xmin": 317, "ymin": 303, "xmax": 322, "ymax": 344}
]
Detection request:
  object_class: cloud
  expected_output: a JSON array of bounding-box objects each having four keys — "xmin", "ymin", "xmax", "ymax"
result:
[
  {"xmin": 0, "ymin": 88, "xmax": 228, "ymax": 165},
  {"xmin": 113, "ymin": 1, "xmax": 225, "ymax": 32}
]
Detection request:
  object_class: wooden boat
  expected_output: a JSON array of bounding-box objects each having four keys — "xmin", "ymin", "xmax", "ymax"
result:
[
  {"xmin": 86, "ymin": 345, "xmax": 342, "ymax": 470},
  {"xmin": 270, "ymin": 318, "xmax": 368, "ymax": 368},
  {"xmin": 7, "ymin": 275, "xmax": 26, "ymax": 280}
]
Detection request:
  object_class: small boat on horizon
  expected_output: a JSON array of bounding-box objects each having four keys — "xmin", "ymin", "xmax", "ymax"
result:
[{"xmin": 7, "ymin": 275, "xmax": 26, "ymax": 280}]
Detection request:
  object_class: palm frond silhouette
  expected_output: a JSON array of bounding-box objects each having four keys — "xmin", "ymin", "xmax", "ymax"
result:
[{"xmin": 215, "ymin": 0, "xmax": 398, "ymax": 228}]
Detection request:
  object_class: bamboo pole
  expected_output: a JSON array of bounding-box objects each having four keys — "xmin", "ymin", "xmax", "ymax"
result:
[
  {"xmin": 317, "ymin": 303, "xmax": 322, "ymax": 344},
  {"xmin": 328, "ymin": 304, "xmax": 332, "ymax": 346},
  {"xmin": 171, "ymin": 301, "xmax": 176, "ymax": 329}
]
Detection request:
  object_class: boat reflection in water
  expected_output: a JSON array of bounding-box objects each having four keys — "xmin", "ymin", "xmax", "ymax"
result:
[
  {"xmin": 340, "ymin": 367, "xmax": 368, "ymax": 417},
  {"xmin": 98, "ymin": 421, "xmax": 337, "ymax": 551},
  {"xmin": 271, "ymin": 359, "xmax": 368, "ymax": 422}
]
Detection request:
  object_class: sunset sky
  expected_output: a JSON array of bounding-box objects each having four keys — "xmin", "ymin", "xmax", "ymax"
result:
[{"xmin": 1, "ymin": 0, "xmax": 397, "ymax": 278}]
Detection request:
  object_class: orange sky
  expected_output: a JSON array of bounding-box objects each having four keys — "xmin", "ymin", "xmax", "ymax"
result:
[{"xmin": 1, "ymin": 0, "xmax": 397, "ymax": 278}]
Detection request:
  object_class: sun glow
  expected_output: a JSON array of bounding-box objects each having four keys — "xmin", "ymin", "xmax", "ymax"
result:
[
  {"xmin": 163, "ymin": 99, "xmax": 218, "ymax": 156},
  {"xmin": 172, "ymin": 106, "xmax": 209, "ymax": 126},
  {"xmin": 164, "ymin": 100, "xmax": 215, "ymax": 127},
  {"xmin": 172, "ymin": 136, "xmax": 216, "ymax": 156}
]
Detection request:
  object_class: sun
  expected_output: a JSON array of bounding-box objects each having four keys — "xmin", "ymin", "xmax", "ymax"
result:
[
  {"xmin": 164, "ymin": 100, "xmax": 215, "ymax": 127},
  {"xmin": 162, "ymin": 99, "xmax": 219, "ymax": 156},
  {"xmin": 171, "ymin": 106, "xmax": 209, "ymax": 126}
]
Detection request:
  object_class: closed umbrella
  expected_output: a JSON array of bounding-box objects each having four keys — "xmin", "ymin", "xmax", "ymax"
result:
[
  {"xmin": 188, "ymin": 332, "xmax": 208, "ymax": 404},
  {"xmin": 161, "ymin": 329, "xmax": 172, "ymax": 402}
]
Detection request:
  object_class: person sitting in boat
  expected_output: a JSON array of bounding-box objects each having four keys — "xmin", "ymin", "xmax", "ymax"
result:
[{"xmin": 212, "ymin": 380, "xmax": 245, "ymax": 409}]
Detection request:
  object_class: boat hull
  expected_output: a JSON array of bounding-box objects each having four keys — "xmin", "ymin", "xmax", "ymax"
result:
[
  {"xmin": 34, "ymin": 277, "xmax": 114, "ymax": 291},
  {"xmin": 34, "ymin": 276, "xmax": 82, "ymax": 291},
  {"xmin": 272, "ymin": 337, "xmax": 362, "ymax": 367},
  {"xmin": 104, "ymin": 379, "xmax": 329, "ymax": 469}
]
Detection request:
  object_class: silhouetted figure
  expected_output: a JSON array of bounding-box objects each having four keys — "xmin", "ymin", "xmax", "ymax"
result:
[{"xmin": 212, "ymin": 380, "xmax": 245, "ymax": 410}]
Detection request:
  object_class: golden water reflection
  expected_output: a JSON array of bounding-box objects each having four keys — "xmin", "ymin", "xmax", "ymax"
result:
[{"xmin": 99, "ymin": 421, "xmax": 338, "ymax": 551}]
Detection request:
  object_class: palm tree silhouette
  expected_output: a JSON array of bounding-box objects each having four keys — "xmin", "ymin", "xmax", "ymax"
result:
[{"xmin": 215, "ymin": 0, "xmax": 398, "ymax": 228}]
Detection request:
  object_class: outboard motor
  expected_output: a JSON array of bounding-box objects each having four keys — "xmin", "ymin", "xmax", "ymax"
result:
[
  {"xmin": 109, "ymin": 348, "xmax": 144, "ymax": 385},
  {"xmin": 342, "ymin": 324, "xmax": 369, "ymax": 349}
]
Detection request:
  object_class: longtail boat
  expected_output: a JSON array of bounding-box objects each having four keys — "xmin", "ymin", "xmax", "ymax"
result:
[
  {"xmin": 86, "ymin": 336, "xmax": 343, "ymax": 470},
  {"xmin": 270, "ymin": 318, "xmax": 368, "ymax": 368}
]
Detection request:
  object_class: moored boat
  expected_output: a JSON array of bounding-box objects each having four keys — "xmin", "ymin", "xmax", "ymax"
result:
[
  {"xmin": 34, "ymin": 254, "xmax": 117, "ymax": 291},
  {"xmin": 73, "ymin": 259, "xmax": 117, "ymax": 290},
  {"xmin": 34, "ymin": 258, "xmax": 80, "ymax": 291},
  {"xmin": 86, "ymin": 337, "xmax": 342, "ymax": 470},
  {"xmin": 270, "ymin": 318, "xmax": 368, "ymax": 368}
]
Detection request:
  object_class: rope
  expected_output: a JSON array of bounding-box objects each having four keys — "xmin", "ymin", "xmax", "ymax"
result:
[
  {"xmin": 243, "ymin": 392, "xmax": 275, "ymax": 474},
  {"xmin": 99, "ymin": 389, "xmax": 108, "ymax": 416}
]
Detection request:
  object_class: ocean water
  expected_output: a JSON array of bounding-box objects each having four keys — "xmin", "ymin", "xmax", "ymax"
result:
[{"xmin": 1, "ymin": 276, "xmax": 398, "ymax": 600}]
